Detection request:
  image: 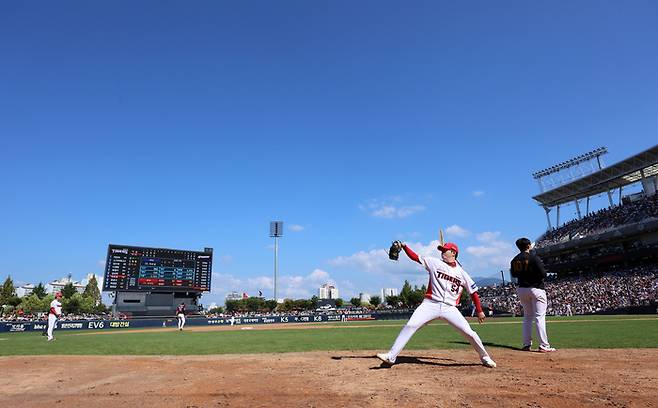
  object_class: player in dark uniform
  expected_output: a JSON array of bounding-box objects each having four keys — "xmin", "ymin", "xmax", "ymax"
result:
[
  {"xmin": 510, "ymin": 237, "xmax": 556, "ymax": 352},
  {"xmin": 176, "ymin": 302, "xmax": 186, "ymax": 331}
]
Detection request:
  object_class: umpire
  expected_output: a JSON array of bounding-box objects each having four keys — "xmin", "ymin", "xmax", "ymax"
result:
[{"xmin": 510, "ymin": 238, "xmax": 556, "ymax": 353}]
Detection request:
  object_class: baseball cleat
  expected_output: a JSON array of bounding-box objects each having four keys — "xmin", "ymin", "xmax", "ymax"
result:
[
  {"xmin": 481, "ymin": 356, "xmax": 497, "ymax": 368},
  {"xmin": 376, "ymin": 353, "xmax": 395, "ymax": 366},
  {"xmin": 521, "ymin": 345, "xmax": 531, "ymax": 351},
  {"xmin": 539, "ymin": 346, "xmax": 557, "ymax": 353}
]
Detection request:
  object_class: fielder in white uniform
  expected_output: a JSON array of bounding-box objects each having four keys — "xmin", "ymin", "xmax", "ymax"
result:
[
  {"xmin": 47, "ymin": 292, "xmax": 62, "ymax": 341},
  {"xmin": 377, "ymin": 241, "xmax": 497, "ymax": 368}
]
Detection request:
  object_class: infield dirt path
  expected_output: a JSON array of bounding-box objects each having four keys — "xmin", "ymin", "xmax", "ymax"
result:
[{"xmin": 1, "ymin": 349, "xmax": 657, "ymax": 408}]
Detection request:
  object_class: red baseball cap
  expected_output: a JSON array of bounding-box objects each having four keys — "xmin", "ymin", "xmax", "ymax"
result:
[{"xmin": 437, "ymin": 242, "xmax": 459, "ymax": 255}]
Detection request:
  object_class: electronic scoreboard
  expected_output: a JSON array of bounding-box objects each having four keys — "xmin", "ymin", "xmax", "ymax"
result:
[{"xmin": 103, "ymin": 244, "xmax": 212, "ymax": 292}]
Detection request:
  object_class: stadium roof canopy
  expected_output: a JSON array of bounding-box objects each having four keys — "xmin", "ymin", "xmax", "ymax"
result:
[{"xmin": 533, "ymin": 144, "xmax": 658, "ymax": 208}]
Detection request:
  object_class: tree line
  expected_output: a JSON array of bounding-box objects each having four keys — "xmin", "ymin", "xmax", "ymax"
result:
[
  {"xmin": 2, "ymin": 275, "xmax": 470, "ymax": 316},
  {"xmin": 0, "ymin": 275, "xmax": 107, "ymax": 316},
  {"xmin": 208, "ymin": 279, "xmax": 463, "ymax": 314}
]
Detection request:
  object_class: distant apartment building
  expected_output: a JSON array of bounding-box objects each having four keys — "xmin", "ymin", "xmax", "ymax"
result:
[
  {"xmin": 17, "ymin": 274, "xmax": 101, "ymax": 298},
  {"xmin": 16, "ymin": 284, "xmax": 35, "ymax": 297},
  {"xmin": 359, "ymin": 292, "xmax": 370, "ymax": 304},
  {"xmin": 381, "ymin": 288, "xmax": 398, "ymax": 304},
  {"xmin": 319, "ymin": 283, "xmax": 339, "ymax": 299},
  {"xmin": 225, "ymin": 291, "xmax": 243, "ymax": 302},
  {"xmin": 48, "ymin": 275, "xmax": 86, "ymax": 295}
]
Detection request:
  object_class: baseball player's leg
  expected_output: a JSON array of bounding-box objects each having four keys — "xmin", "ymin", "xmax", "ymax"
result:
[
  {"xmin": 181, "ymin": 314, "xmax": 186, "ymax": 329},
  {"xmin": 441, "ymin": 305, "xmax": 489, "ymax": 360},
  {"xmin": 47, "ymin": 314, "xmax": 56, "ymax": 341},
  {"xmin": 517, "ymin": 288, "xmax": 535, "ymax": 348},
  {"xmin": 532, "ymin": 288, "xmax": 551, "ymax": 349},
  {"xmin": 386, "ymin": 300, "xmax": 440, "ymax": 362}
]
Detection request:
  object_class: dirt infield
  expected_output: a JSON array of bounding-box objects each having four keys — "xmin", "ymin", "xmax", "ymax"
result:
[{"xmin": 1, "ymin": 349, "xmax": 657, "ymax": 408}]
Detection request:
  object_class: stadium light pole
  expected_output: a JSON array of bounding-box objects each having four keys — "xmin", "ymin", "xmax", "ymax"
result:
[{"xmin": 270, "ymin": 221, "xmax": 283, "ymax": 302}]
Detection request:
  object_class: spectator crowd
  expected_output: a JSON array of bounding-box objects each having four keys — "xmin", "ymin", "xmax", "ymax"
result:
[
  {"xmin": 0, "ymin": 312, "xmax": 111, "ymax": 323},
  {"xmin": 536, "ymin": 193, "xmax": 658, "ymax": 248},
  {"xmin": 479, "ymin": 265, "xmax": 658, "ymax": 316}
]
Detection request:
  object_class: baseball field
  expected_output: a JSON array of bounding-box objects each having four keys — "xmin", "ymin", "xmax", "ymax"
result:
[{"xmin": 1, "ymin": 315, "xmax": 657, "ymax": 407}]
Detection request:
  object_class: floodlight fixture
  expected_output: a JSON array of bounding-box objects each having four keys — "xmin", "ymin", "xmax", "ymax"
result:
[
  {"xmin": 269, "ymin": 221, "xmax": 283, "ymax": 301},
  {"xmin": 532, "ymin": 147, "xmax": 608, "ymax": 180}
]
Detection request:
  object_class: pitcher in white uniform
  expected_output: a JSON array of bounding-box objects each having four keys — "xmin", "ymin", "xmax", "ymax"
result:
[{"xmin": 377, "ymin": 241, "xmax": 497, "ymax": 368}]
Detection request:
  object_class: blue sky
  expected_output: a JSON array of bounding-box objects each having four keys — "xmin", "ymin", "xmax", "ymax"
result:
[{"xmin": 1, "ymin": 1, "xmax": 657, "ymax": 307}]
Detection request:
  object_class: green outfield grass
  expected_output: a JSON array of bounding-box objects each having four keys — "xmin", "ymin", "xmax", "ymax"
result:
[{"xmin": 0, "ymin": 315, "xmax": 656, "ymax": 356}]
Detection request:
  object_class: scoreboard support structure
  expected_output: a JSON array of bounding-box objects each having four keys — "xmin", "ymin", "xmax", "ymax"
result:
[
  {"xmin": 103, "ymin": 244, "xmax": 213, "ymax": 317},
  {"xmin": 111, "ymin": 290, "xmax": 203, "ymax": 317}
]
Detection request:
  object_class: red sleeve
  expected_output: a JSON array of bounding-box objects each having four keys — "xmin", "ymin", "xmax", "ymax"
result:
[
  {"xmin": 402, "ymin": 245, "xmax": 421, "ymax": 264},
  {"xmin": 49, "ymin": 307, "xmax": 56, "ymax": 315},
  {"xmin": 470, "ymin": 292, "xmax": 483, "ymax": 314}
]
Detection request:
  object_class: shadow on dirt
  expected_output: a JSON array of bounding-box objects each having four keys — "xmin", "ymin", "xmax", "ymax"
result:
[
  {"xmin": 331, "ymin": 355, "xmax": 481, "ymax": 369},
  {"xmin": 448, "ymin": 340, "xmax": 526, "ymax": 351}
]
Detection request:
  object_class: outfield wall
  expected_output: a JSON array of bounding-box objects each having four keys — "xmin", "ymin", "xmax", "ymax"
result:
[
  {"xmin": 3, "ymin": 306, "xmax": 655, "ymax": 333},
  {"xmin": 0, "ymin": 312, "xmax": 397, "ymax": 333}
]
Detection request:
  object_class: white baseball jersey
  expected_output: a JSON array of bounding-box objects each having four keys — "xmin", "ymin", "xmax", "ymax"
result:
[
  {"xmin": 49, "ymin": 299, "xmax": 62, "ymax": 316},
  {"xmin": 418, "ymin": 256, "xmax": 478, "ymax": 306}
]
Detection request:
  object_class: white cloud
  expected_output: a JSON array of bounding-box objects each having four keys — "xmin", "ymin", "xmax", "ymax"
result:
[
  {"xmin": 372, "ymin": 205, "xmax": 397, "ymax": 218},
  {"xmin": 246, "ymin": 276, "xmax": 273, "ymax": 289},
  {"xmin": 466, "ymin": 245, "xmax": 498, "ymax": 257},
  {"xmin": 211, "ymin": 273, "xmax": 243, "ymax": 292},
  {"xmin": 476, "ymin": 231, "xmax": 501, "ymax": 243},
  {"xmin": 339, "ymin": 280, "xmax": 356, "ymax": 296},
  {"xmin": 445, "ymin": 225, "xmax": 470, "ymax": 238},
  {"xmin": 329, "ymin": 240, "xmax": 440, "ymax": 276},
  {"xmin": 210, "ymin": 269, "xmax": 335, "ymax": 301},
  {"xmin": 324, "ymin": 232, "xmax": 507, "ymax": 282},
  {"xmin": 308, "ymin": 269, "xmax": 330, "ymax": 281},
  {"xmin": 472, "ymin": 191, "xmax": 485, "ymax": 197},
  {"xmin": 359, "ymin": 198, "xmax": 426, "ymax": 219},
  {"xmin": 289, "ymin": 224, "xmax": 305, "ymax": 232},
  {"xmin": 465, "ymin": 231, "xmax": 516, "ymax": 274},
  {"xmin": 320, "ymin": 229, "xmax": 519, "ymax": 299},
  {"xmin": 397, "ymin": 205, "xmax": 425, "ymax": 218}
]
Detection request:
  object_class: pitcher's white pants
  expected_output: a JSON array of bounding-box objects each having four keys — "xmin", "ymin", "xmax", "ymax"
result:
[
  {"xmin": 47, "ymin": 314, "xmax": 57, "ymax": 340},
  {"xmin": 517, "ymin": 287, "xmax": 551, "ymax": 348},
  {"xmin": 177, "ymin": 314, "xmax": 186, "ymax": 330},
  {"xmin": 387, "ymin": 299, "xmax": 490, "ymax": 362}
]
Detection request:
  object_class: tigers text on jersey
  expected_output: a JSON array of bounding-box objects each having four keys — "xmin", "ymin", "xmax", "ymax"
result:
[
  {"xmin": 49, "ymin": 299, "xmax": 62, "ymax": 316},
  {"xmin": 419, "ymin": 256, "xmax": 478, "ymax": 306}
]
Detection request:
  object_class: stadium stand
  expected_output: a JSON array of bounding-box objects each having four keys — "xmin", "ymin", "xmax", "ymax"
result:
[
  {"xmin": 479, "ymin": 265, "xmax": 658, "ymax": 316},
  {"xmin": 536, "ymin": 193, "xmax": 658, "ymax": 248},
  {"xmin": 482, "ymin": 145, "xmax": 658, "ymax": 317}
]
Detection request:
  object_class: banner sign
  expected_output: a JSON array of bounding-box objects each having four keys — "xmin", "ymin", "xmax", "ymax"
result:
[{"xmin": 0, "ymin": 312, "xmax": 403, "ymax": 333}]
